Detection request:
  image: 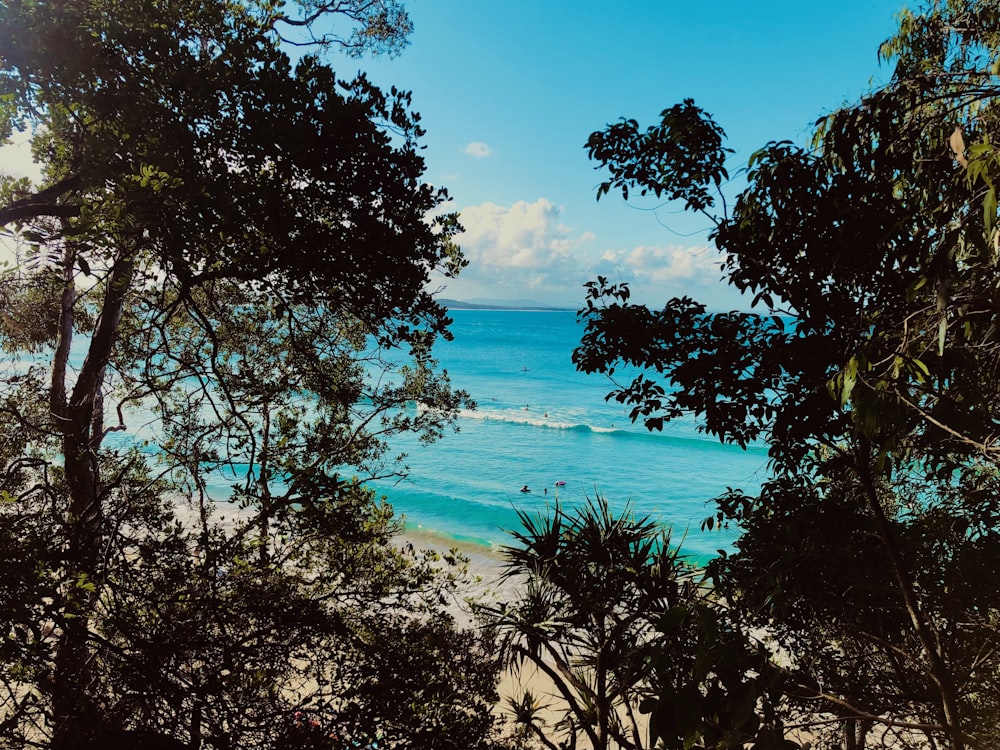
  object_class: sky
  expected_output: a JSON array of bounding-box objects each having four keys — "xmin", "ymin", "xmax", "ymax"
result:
[
  {"xmin": 354, "ymin": 0, "xmax": 909, "ymax": 309},
  {"xmin": 0, "ymin": 0, "xmax": 910, "ymax": 309}
]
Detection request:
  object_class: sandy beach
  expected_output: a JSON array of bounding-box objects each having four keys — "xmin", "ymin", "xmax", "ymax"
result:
[{"xmin": 395, "ymin": 526, "xmax": 511, "ymax": 613}]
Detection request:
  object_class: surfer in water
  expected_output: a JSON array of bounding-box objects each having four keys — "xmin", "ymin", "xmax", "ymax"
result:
[{"xmin": 520, "ymin": 485, "xmax": 531, "ymax": 493}]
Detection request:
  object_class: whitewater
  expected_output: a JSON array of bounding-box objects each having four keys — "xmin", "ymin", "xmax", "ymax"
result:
[{"xmin": 365, "ymin": 309, "xmax": 770, "ymax": 563}]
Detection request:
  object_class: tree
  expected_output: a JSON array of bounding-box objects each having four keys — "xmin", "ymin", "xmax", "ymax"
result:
[
  {"xmin": 0, "ymin": 1, "xmax": 503, "ymax": 747},
  {"xmin": 481, "ymin": 496, "xmax": 793, "ymax": 750},
  {"xmin": 575, "ymin": 1, "xmax": 1000, "ymax": 747},
  {"xmin": 709, "ymin": 468, "xmax": 1000, "ymax": 750}
]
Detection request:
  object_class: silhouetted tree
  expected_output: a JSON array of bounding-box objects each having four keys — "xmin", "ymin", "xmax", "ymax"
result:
[
  {"xmin": 575, "ymin": 2, "xmax": 1000, "ymax": 747},
  {"xmin": 0, "ymin": 1, "xmax": 507, "ymax": 747}
]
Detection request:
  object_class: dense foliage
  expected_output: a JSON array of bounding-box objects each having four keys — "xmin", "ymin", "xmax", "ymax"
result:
[
  {"xmin": 482, "ymin": 497, "xmax": 792, "ymax": 750},
  {"xmin": 576, "ymin": 1, "xmax": 1000, "ymax": 748},
  {"xmin": 0, "ymin": 1, "xmax": 505, "ymax": 748}
]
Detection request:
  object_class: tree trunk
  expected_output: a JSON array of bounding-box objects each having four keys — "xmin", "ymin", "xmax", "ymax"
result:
[
  {"xmin": 50, "ymin": 251, "xmax": 136, "ymax": 749},
  {"xmin": 854, "ymin": 441, "xmax": 966, "ymax": 750},
  {"xmin": 845, "ymin": 717, "xmax": 857, "ymax": 750},
  {"xmin": 597, "ymin": 645, "xmax": 608, "ymax": 750},
  {"xmin": 190, "ymin": 694, "xmax": 202, "ymax": 750},
  {"xmin": 259, "ymin": 403, "xmax": 271, "ymax": 565}
]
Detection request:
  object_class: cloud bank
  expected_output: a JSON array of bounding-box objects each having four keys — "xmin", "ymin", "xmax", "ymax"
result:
[
  {"xmin": 429, "ymin": 198, "xmax": 733, "ymax": 307},
  {"xmin": 596, "ymin": 244, "xmax": 724, "ymax": 284}
]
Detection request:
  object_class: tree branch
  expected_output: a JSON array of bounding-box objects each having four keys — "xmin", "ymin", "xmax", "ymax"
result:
[{"xmin": 0, "ymin": 174, "xmax": 82, "ymax": 226}]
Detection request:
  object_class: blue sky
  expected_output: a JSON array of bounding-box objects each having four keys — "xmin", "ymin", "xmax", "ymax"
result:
[
  {"xmin": 355, "ymin": 0, "xmax": 909, "ymax": 309},
  {"xmin": 0, "ymin": 0, "xmax": 909, "ymax": 309}
]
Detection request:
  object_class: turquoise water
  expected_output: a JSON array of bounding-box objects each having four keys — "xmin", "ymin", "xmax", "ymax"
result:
[
  {"xmin": 369, "ymin": 309, "xmax": 770, "ymax": 563},
  {"xmin": 87, "ymin": 308, "xmax": 769, "ymax": 563}
]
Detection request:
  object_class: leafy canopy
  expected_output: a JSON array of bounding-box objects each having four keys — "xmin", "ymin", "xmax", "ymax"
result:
[
  {"xmin": 0, "ymin": 1, "xmax": 509, "ymax": 748},
  {"xmin": 575, "ymin": 1, "xmax": 1000, "ymax": 748}
]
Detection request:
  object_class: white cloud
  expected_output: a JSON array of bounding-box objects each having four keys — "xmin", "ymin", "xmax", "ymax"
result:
[
  {"xmin": 463, "ymin": 141, "xmax": 493, "ymax": 158},
  {"xmin": 587, "ymin": 243, "xmax": 746, "ymax": 308},
  {"xmin": 426, "ymin": 199, "xmax": 594, "ymax": 303},
  {"xmin": 457, "ymin": 199, "xmax": 588, "ymax": 271},
  {"xmin": 598, "ymin": 244, "xmax": 724, "ymax": 284},
  {"xmin": 429, "ymin": 198, "xmax": 739, "ymax": 308}
]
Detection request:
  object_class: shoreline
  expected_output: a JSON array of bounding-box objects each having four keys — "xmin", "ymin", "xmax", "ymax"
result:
[
  {"xmin": 394, "ymin": 526, "xmax": 513, "ymax": 623},
  {"xmin": 395, "ymin": 522, "xmax": 506, "ymax": 567}
]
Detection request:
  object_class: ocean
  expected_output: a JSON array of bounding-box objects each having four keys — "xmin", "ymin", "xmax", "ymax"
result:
[
  {"xmin": 86, "ymin": 307, "xmax": 769, "ymax": 565},
  {"xmin": 368, "ymin": 309, "xmax": 770, "ymax": 564}
]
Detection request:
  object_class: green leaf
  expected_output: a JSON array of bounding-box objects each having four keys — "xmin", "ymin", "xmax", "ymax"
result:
[
  {"xmin": 840, "ymin": 371, "xmax": 856, "ymax": 406},
  {"xmin": 839, "ymin": 355, "xmax": 860, "ymax": 406}
]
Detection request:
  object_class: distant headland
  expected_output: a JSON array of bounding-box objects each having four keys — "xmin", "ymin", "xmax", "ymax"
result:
[{"xmin": 438, "ymin": 297, "xmax": 576, "ymax": 311}]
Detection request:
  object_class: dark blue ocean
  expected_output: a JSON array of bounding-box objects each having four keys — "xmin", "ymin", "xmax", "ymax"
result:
[{"xmin": 368, "ymin": 309, "xmax": 770, "ymax": 563}]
